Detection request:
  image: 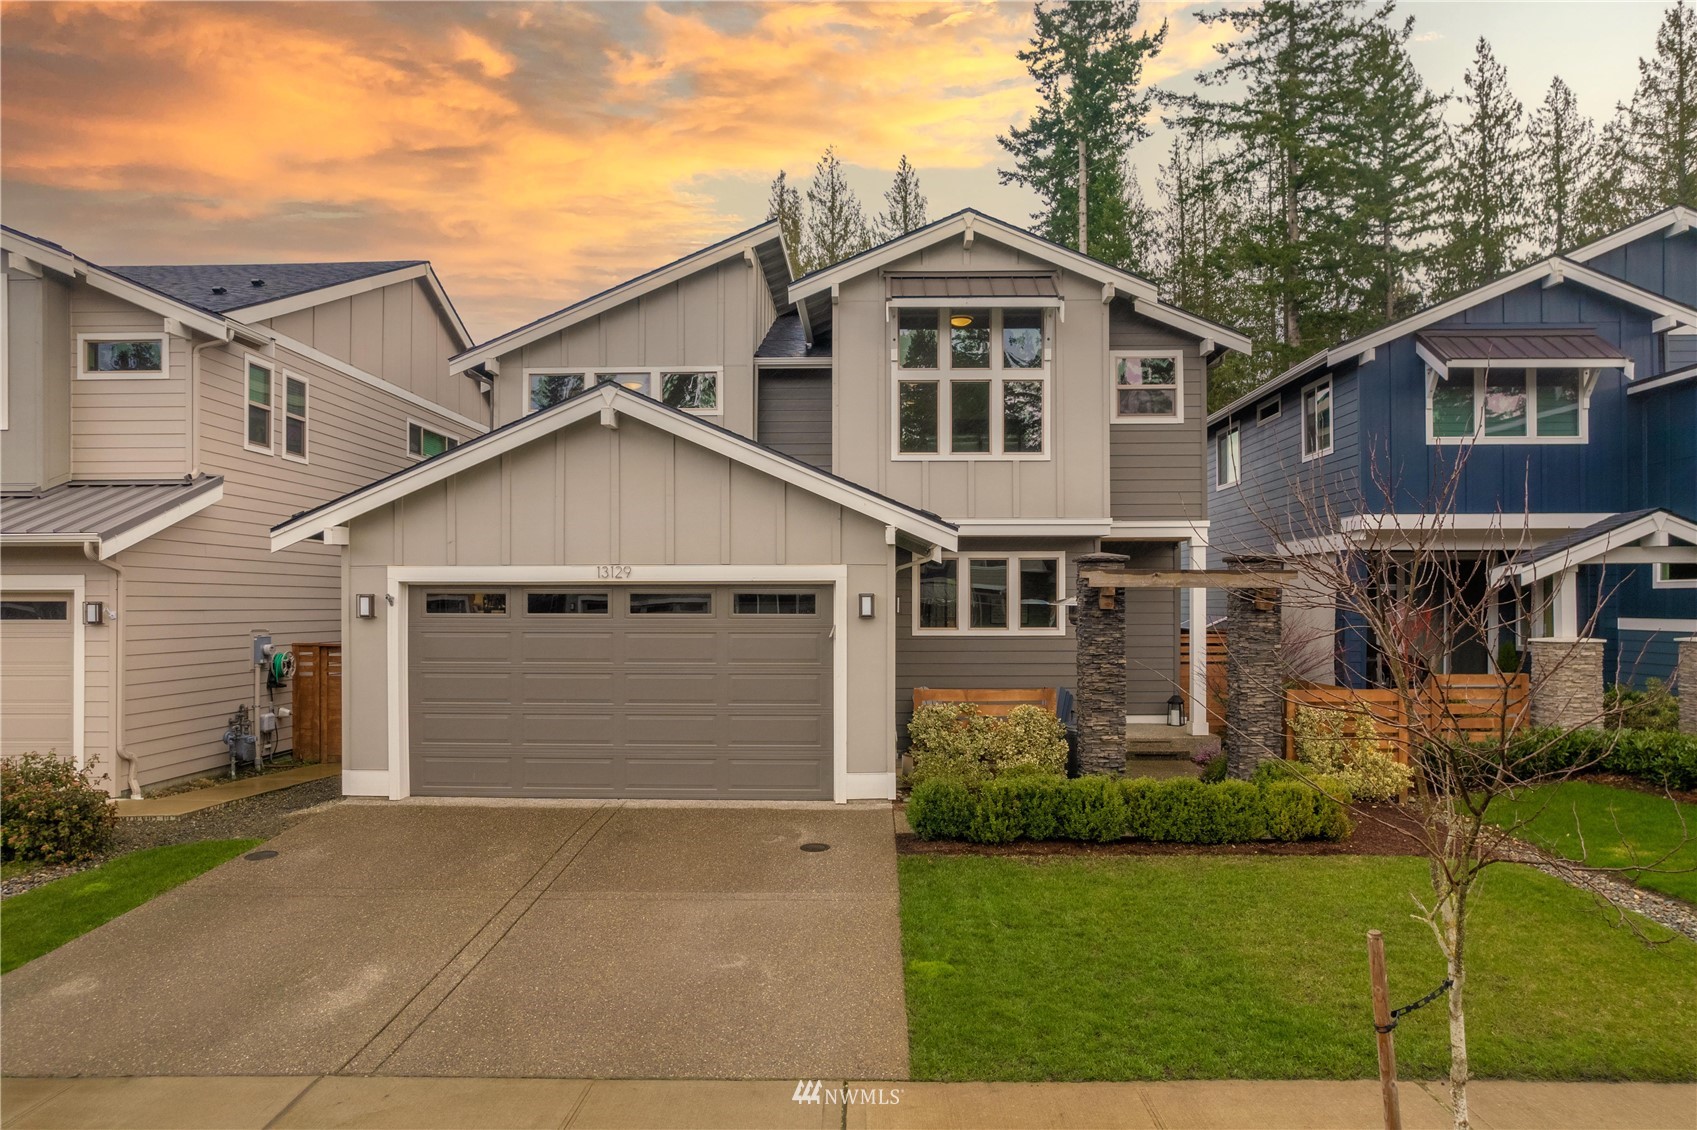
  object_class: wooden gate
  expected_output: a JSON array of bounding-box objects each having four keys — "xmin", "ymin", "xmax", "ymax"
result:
[{"xmin": 291, "ymin": 642, "xmax": 342, "ymax": 764}]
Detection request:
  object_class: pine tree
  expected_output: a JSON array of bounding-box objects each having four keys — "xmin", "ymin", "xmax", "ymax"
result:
[
  {"xmin": 1119, "ymin": 166, "xmax": 1156, "ymax": 273},
  {"xmin": 1622, "ymin": 0, "xmax": 1697, "ymax": 209},
  {"xmin": 1572, "ymin": 117, "xmax": 1635, "ymax": 244},
  {"xmin": 997, "ymin": 0, "xmax": 1166, "ymax": 267},
  {"xmin": 1526, "ymin": 77, "xmax": 1597, "ymax": 253},
  {"xmin": 765, "ymin": 171, "xmax": 804, "ymax": 274},
  {"xmin": 800, "ymin": 146, "xmax": 871, "ymax": 274},
  {"xmin": 1434, "ymin": 38, "xmax": 1530, "ymax": 295},
  {"xmin": 874, "ymin": 155, "xmax": 929, "ymax": 242},
  {"xmin": 1339, "ymin": 8, "xmax": 1448, "ymax": 323}
]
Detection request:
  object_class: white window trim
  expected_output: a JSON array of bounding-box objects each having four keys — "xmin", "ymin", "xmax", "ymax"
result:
[
  {"xmin": 1214, "ymin": 426, "xmax": 1240, "ymax": 490},
  {"xmin": 1301, "ymin": 378, "xmax": 1334, "ymax": 461},
  {"xmin": 1256, "ymin": 397, "xmax": 1281, "ymax": 423},
  {"xmin": 281, "ymin": 370, "xmax": 309, "ymax": 464},
  {"xmin": 1110, "ymin": 349, "xmax": 1185, "ymax": 425},
  {"xmin": 523, "ymin": 366, "xmax": 723, "ymax": 416},
  {"xmin": 1, "ymin": 268, "xmax": 10, "ymax": 431},
  {"xmin": 1425, "ymin": 366, "xmax": 1591, "ymax": 446},
  {"xmin": 243, "ymin": 355, "xmax": 276, "ymax": 455},
  {"xmin": 407, "ymin": 418, "xmax": 460, "ymax": 461},
  {"xmin": 77, "ymin": 332, "xmax": 168, "ymax": 380},
  {"xmin": 1652, "ymin": 562, "xmax": 1697, "ymax": 589},
  {"xmin": 910, "ymin": 551, "xmax": 1067, "ymax": 636},
  {"xmin": 891, "ymin": 308, "xmax": 1052, "ymax": 461}
]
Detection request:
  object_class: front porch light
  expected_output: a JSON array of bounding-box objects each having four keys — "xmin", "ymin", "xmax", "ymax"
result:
[{"xmin": 1167, "ymin": 693, "xmax": 1185, "ymax": 727}]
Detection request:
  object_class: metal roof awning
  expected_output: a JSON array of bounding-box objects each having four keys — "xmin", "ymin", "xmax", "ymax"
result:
[
  {"xmin": 1415, "ymin": 327, "xmax": 1628, "ymax": 376},
  {"xmin": 0, "ymin": 476, "xmax": 224, "ymax": 559},
  {"xmin": 886, "ymin": 272, "xmax": 1062, "ymax": 307}
]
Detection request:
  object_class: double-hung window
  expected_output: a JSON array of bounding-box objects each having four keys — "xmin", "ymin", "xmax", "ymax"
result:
[
  {"xmin": 1427, "ymin": 367, "xmax": 1587, "ymax": 443},
  {"xmin": 1302, "ymin": 379, "xmax": 1333, "ymax": 460},
  {"xmin": 525, "ymin": 368, "xmax": 720, "ymax": 415},
  {"xmin": 282, "ymin": 373, "xmax": 309, "ymax": 461},
  {"xmin": 245, "ymin": 358, "xmax": 274, "ymax": 453},
  {"xmin": 1215, "ymin": 426, "xmax": 1240, "ymax": 489},
  {"xmin": 1112, "ymin": 351, "xmax": 1183, "ymax": 421},
  {"xmin": 913, "ymin": 553, "xmax": 1064, "ymax": 634},
  {"xmin": 895, "ymin": 308, "xmax": 1048, "ymax": 458}
]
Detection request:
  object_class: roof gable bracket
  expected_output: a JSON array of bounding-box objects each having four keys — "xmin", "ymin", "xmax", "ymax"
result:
[
  {"xmin": 962, "ymin": 214, "xmax": 975, "ymax": 249},
  {"xmin": 1669, "ymin": 218, "xmax": 1692, "ymax": 239},
  {"xmin": 1543, "ymin": 264, "xmax": 1565, "ymax": 289}
]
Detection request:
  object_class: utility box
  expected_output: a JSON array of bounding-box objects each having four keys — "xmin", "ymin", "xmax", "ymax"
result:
[{"xmin": 291, "ymin": 642, "xmax": 343, "ymax": 764}]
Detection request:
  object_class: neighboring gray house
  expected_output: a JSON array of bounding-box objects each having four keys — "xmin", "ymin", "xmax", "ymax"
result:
[
  {"xmin": 273, "ymin": 211, "xmax": 1249, "ymax": 802},
  {"xmin": 1, "ymin": 226, "xmax": 485, "ymax": 794}
]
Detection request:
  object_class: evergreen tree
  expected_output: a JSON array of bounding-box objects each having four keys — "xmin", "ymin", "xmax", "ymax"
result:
[
  {"xmin": 997, "ymin": 0, "xmax": 1166, "ymax": 267},
  {"xmin": 1434, "ymin": 38, "xmax": 1530, "ymax": 295},
  {"xmin": 1572, "ymin": 116, "xmax": 1636, "ymax": 244},
  {"xmin": 1622, "ymin": 0, "xmax": 1697, "ymax": 209},
  {"xmin": 875, "ymin": 155, "xmax": 930, "ymax": 241},
  {"xmin": 1526, "ymin": 77, "xmax": 1597, "ymax": 253},
  {"xmin": 765, "ymin": 170, "xmax": 804, "ymax": 274},
  {"xmin": 1120, "ymin": 166, "xmax": 1156, "ymax": 273},
  {"xmin": 1339, "ymin": 8, "xmax": 1448, "ymax": 323},
  {"xmin": 800, "ymin": 146, "xmax": 871, "ymax": 274}
]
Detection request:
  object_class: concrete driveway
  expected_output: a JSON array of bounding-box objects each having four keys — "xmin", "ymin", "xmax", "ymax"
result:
[{"xmin": 0, "ymin": 801, "xmax": 909, "ymax": 1080}]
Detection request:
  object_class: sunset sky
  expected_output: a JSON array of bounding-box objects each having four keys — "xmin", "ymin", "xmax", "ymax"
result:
[{"xmin": 0, "ymin": 1, "xmax": 1675, "ymax": 340}]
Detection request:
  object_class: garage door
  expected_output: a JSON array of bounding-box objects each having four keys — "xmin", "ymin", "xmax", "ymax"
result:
[
  {"xmin": 408, "ymin": 585, "xmax": 833, "ymax": 799},
  {"xmin": 0, "ymin": 594, "xmax": 75, "ymax": 761}
]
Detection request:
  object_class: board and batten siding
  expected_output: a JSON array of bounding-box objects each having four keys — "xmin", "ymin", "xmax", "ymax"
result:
[
  {"xmin": 757, "ymin": 371, "xmax": 832, "ymax": 471},
  {"xmin": 109, "ymin": 334, "xmax": 479, "ymax": 788},
  {"xmin": 2, "ymin": 270, "xmax": 73, "ymax": 490},
  {"xmin": 69, "ymin": 283, "xmax": 190, "ymax": 480},
  {"xmin": 493, "ymin": 256, "xmax": 763, "ymax": 439},
  {"xmin": 1108, "ymin": 300, "xmax": 1208, "ymax": 523},
  {"xmin": 342, "ymin": 414, "xmax": 898, "ymax": 780},
  {"xmin": 263, "ymin": 278, "xmax": 485, "ymax": 424}
]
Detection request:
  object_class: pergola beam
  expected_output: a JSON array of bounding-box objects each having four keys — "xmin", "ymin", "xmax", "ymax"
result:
[{"xmin": 1082, "ymin": 568, "xmax": 1299, "ymax": 590}]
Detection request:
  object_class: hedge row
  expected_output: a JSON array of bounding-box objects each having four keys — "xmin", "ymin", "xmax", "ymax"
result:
[
  {"xmin": 906, "ymin": 775, "xmax": 1352, "ymax": 845},
  {"xmin": 1506, "ymin": 727, "xmax": 1697, "ymax": 791}
]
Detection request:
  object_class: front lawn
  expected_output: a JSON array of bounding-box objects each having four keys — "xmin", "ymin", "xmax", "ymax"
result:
[
  {"xmin": 1, "ymin": 840, "xmax": 259, "ymax": 974},
  {"xmin": 1486, "ymin": 780, "xmax": 1697, "ymax": 903},
  {"xmin": 900, "ymin": 855, "xmax": 1697, "ymax": 1081}
]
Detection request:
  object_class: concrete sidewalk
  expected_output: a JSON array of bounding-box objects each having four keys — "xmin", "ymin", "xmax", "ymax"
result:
[
  {"xmin": 2, "ymin": 1077, "xmax": 1692, "ymax": 1130},
  {"xmin": 112, "ymin": 764, "xmax": 339, "ymax": 819}
]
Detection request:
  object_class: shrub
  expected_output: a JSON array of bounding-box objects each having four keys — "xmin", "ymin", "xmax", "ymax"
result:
[
  {"xmin": 1289, "ymin": 704, "xmax": 1413, "ymax": 802},
  {"xmin": 1, "ymin": 753, "xmax": 116, "ymax": 864},
  {"xmin": 1500, "ymin": 727, "xmax": 1697, "ymax": 791},
  {"xmin": 907, "ymin": 702, "xmax": 1066, "ymax": 785},
  {"xmin": 1199, "ymin": 752, "xmax": 1228, "ymax": 783},
  {"xmin": 906, "ymin": 774, "xmax": 1351, "ymax": 844},
  {"xmin": 1604, "ymin": 681, "xmax": 1680, "ymax": 733},
  {"xmin": 983, "ymin": 706, "xmax": 1068, "ymax": 778}
]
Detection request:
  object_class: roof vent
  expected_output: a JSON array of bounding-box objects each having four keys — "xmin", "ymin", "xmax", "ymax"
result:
[
  {"xmin": 211, "ymin": 286, "xmax": 226, "ymax": 295},
  {"xmin": 250, "ymin": 278, "xmax": 265, "ymax": 288}
]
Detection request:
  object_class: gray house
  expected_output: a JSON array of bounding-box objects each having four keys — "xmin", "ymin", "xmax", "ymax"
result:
[{"xmin": 274, "ymin": 210, "xmax": 1248, "ymax": 802}]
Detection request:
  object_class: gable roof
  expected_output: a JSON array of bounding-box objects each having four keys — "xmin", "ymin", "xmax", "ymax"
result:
[
  {"xmin": 1491, "ymin": 508, "xmax": 1697, "ymax": 585},
  {"xmin": 1208, "ymin": 255, "xmax": 1697, "ymax": 426},
  {"xmin": 785, "ymin": 208, "xmax": 1252, "ymax": 355},
  {"xmin": 1564, "ymin": 205, "xmax": 1695, "ymax": 264},
  {"xmin": 755, "ymin": 311, "xmax": 832, "ymax": 361},
  {"xmin": 449, "ymin": 222, "xmax": 791, "ymax": 375},
  {"xmin": 0, "ymin": 476, "xmax": 225, "ymax": 559},
  {"xmin": 271, "ymin": 382, "xmax": 957, "ymax": 552}
]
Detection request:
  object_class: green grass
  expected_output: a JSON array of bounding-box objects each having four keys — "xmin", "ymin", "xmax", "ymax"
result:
[
  {"xmin": 1485, "ymin": 781, "xmax": 1697, "ymax": 903},
  {"xmin": 900, "ymin": 855, "xmax": 1697, "ymax": 1082},
  {"xmin": 1, "ymin": 840, "xmax": 259, "ymax": 974}
]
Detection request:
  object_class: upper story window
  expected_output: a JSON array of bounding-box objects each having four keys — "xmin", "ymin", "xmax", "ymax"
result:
[
  {"xmin": 409, "ymin": 421, "xmax": 460, "ymax": 459},
  {"xmin": 283, "ymin": 374, "xmax": 308, "ymax": 462},
  {"xmin": 914, "ymin": 553, "xmax": 1064, "ymax": 635},
  {"xmin": 525, "ymin": 368, "xmax": 720, "ymax": 415},
  {"xmin": 1215, "ymin": 427, "xmax": 1240, "ymax": 489},
  {"xmin": 1302, "ymin": 379, "xmax": 1333, "ymax": 460},
  {"xmin": 1427, "ymin": 367, "xmax": 1587, "ymax": 445},
  {"xmin": 245, "ymin": 358, "xmax": 274, "ymax": 453},
  {"xmin": 78, "ymin": 334, "xmax": 166, "ymax": 380},
  {"xmin": 1654, "ymin": 562, "xmax": 1697, "ymax": 588},
  {"xmin": 1111, "ymin": 351, "xmax": 1183, "ymax": 422},
  {"xmin": 894, "ymin": 308, "xmax": 1049, "ymax": 459},
  {"xmin": 1257, "ymin": 398, "xmax": 1281, "ymax": 424}
]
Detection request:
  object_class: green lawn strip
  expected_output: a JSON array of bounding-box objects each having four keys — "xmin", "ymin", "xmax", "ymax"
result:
[
  {"xmin": 899, "ymin": 855, "xmax": 1696, "ymax": 1082},
  {"xmin": 1, "ymin": 839, "xmax": 260, "ymax": 974},
  {"xmin": 1485, "ymin": 781, "xmax": 1697, "ymax": 903}
]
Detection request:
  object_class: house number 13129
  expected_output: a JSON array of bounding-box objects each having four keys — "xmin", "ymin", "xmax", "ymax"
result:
[{"xmin": 596, "ymin": 564, "xmax": 632, "ymax": 579}]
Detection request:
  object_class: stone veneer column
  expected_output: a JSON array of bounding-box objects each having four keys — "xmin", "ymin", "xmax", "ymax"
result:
[
  {"xmin": 1679, "ymin": 639, "xmax": 1697, "ymax": 735},
  {"xmin": 1224, "ymin": 586, "xmax": 1284, "ymax": 780},
  {"xmin": 1073, "ymin": 553, "xmax": 1129, "ymax": 776},
  {"xmin": 1527, "ymin": 638, "xmax": 1605, "ymax": 730}
]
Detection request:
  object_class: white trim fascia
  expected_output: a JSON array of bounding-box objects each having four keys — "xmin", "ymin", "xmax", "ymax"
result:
[
  {"xmin": 1564, "ymin": 207, "xmax": 1697, "ymax": 263},
  {"xmin": 1, "ymin": 229, "xmax": 77, "ymax": 278},
  {"xmin": 1627, "ymin": 367, "xmax": 1697, "ymax": 395},
  {"xmin": 451, "ymin": 223, "xmax": 782, "ymax": 374},
  {"xmin": 228, "ymin": 264, "xmax": 426, "ymax": 323},
  {"xmin": 1340, "ymin": 513, "xmax": 1615, "ymax": 535},
  {"xmin": 1107, "ymin": 520, "xmax": 1212, "ymax": 541},
  {"xmin": 0, "ymin": 573, "xmax": 85, "ymax": 770},
  {"xmin": 1553, "ymin": 259, "xmax": 1697, "ymax": 326},
  {"xmin": 754, "ymin": 357, "xmax": 833, "ymax": 370},
  {"xmin": 383, "ymin": 564, "xmax": 859, "ymax": 802},
  {"xmin": 273, "ymin": 384, "xmax": 958, "ymax": 551},
  {"xmin": 1492, "ymin": 512, "xmax": 1697, "ymax": 585},
  {"xmin": 953, "ymin": 518, "xmax": 1113, "ymax": 538},
  {"xmin": 98, "ymin": 481, "xmax": 224, "ymax": 558},
  {"xmin": 1209, "ymin": 350, "xmax": 1328, "ymax": 425},
  {"xmin": 269, "ymin": 330, "xmax": 486, "ymax": 434},
  {"xmin": 1618, "ymin": 617, "xmax": 1697, "ymax": 633},
  {"xmin": 1132, "ymin": 298, "xmax": 1252, "ymax": 354},
  {"xmin": 885, "ymin": 296, "xmax": 1065, "ymax": 310}
]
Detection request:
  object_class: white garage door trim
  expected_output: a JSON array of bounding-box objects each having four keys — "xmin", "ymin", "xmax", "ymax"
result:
[
  {"xmin": 2, "ymin": 573, "xmax": 86, "ymax": 769},
  {"xmin": 371, "ymin": 565, "xmax": 885, "ymax": 803}
]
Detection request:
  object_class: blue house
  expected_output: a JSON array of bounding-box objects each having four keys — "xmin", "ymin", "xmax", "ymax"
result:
[{"xmin": 1205, "ymin": 206, "xmax": 1697, "ymax": 689}]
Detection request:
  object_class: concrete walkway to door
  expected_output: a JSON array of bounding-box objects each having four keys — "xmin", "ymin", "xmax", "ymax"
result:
[{"xmin": 0, "ymin": 801, "xmax": 909, "ymax": 1081}]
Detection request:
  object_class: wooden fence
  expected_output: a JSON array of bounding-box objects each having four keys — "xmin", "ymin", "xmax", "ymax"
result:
[
  {"xmin": 1179, "ymin": 628, "xmax": 1228, "ymax": 734},
  {"xmin": 912, "ymin": 687, "xmax": 1059, "ymax": 717},
  {"xmin": 1283, "ymin": 674, "xmax": 1528, "ymax": 764}
]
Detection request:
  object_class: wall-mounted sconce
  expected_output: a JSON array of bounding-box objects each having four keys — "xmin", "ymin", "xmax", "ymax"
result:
[
  {"xmin": 355, "ymin": 593, "xmax": 377, "ymax": 619},
  {"xmin": 858, "ymin": 593, "xmax": 876, "ymax": 619},
  {"xmin": 83, "ymin": 601, "xmax": 105, "ymax": 625}
]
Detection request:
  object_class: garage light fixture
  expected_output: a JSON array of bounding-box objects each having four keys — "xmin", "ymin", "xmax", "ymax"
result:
[
  {"xmin": 83, "ymin": 601, "xmax": 105, "ymax": 625},
  {"xmin": 355, "ymin": 593, "xmax": 377, "ymax": 619},
  {"xmin": 858, "ymin": 593, "xmax": 876, "ymax": 619}
]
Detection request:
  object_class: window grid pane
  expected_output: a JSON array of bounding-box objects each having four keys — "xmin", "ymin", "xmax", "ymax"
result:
[
  {"xmin": 1535, "ymin": 370, "xmax": 1580, "ymax": 436},
  {"xmin": 248, "ymin": 405, "xmax": 270, "ymax": 448},
  {"xmin": 531, "ymin": 373, "xmax": 586, "ymax": 411},
  {"xmin": 898, "ymin": 309, "xmax": 940, "ymax": 368},
  {"xmin": 661, "ymin": 372, "xmax": 717, "ymax": 410},
  {"xmin": 1019, "ymin": 558, "xmax": 1059, "ymax": 628},
  {"xmin": 1483, "ymin": 370, "xmax": 1528, "ymax": 436},
  {"xmin": 949, "ymin": 309, "xmax": 991, "ymax": 368},
  {"xmin": 918, "ymin": 559, "xmax": 957, "ymax": 628},
  {"xmin": 425, "ymin": 592, "xmax": 507, "ymax": 614},
  {"xmin": 248, "ymin": 363, "xmax": 271, "ymax": 405},
  {"xmin": 1003, "ymin": 380, "xmax": 1044, "ymax": 453},
  {"xmin": 950, "ymin": 380, "xmax": 991, "ymax": 453},
  {"xmin": 88, "ymin": 340, "xmax": 162, "ymax": 372},
  {"xmin": 1002, "ymin": 309, "xmax": 1043, "ymax": 369},
  {"xmin": 528, "ymin": 592, "xmax": 609, "ymax": 614},
  {"xmin": 733, "ymin": 593, "xmax": 817, "ymax": 615},
  {"xmin": 899, "ymin": 381, "xmax": 939, "ymax": 453},
  {"xmin": 969, "ymin": 558, "xmax": 1008, "ymax": 629},
  {"xmin": 1431, "ymin": 374, "xmax": 1474, "ymax": 438},
  {"xmin": 629, "ymin": 592, "xmax": 712, "ymax": 614}
]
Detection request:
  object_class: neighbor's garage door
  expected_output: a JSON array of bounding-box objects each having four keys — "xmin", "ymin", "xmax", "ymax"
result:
[
  {"xmin": 0, "ymin": 594, "xmax": 75, "ymax": 761},
  {"xmin": 408, "ymin": 585, "xmax": 832, "ymax": 799}
]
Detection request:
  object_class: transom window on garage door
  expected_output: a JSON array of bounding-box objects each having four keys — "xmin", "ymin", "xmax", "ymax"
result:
[
  {"xmin": 425, "ymin": 592, "xmax": 507, "ymax": 614},
  {"xmin": 527, "ymin": 592, "xmax": 610, "ymax": 614},
  {"xmin": 914, "ymin": 554, "xmax": 1063, "ymax": 634},
  {"xmin": 0, "ymin": 600, "xmax": 68, "ymax": 620},
  {"xmin": 629, "ymin": 592, "xmax": 713, "ymax": 614},
  {"xmin": 733, "ymin": 592, "xmax": 817, "ymax": 615}
]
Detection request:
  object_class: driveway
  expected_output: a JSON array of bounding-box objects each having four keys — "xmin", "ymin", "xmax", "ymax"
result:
[{"xmin": 0, "ymin": 801, "xmax": 909, "ymax": 1080}]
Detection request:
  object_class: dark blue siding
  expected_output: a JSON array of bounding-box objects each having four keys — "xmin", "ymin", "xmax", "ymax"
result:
[{"xmin": 1582, "ymin": 229, "xmax": 1697, "ymax": 308}]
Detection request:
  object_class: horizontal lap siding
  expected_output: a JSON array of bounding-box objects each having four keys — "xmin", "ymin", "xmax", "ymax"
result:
[
  {"xmin": 757, "ymin": 373, "xmax": 832, "ymax": 471},
  {"xmin": 69, "ymin": 285, "xmax": 189, "ymax": 478},
  {"xmin": 1109, "ymin": 302, "xmax": 1206, "ymax": 523}
]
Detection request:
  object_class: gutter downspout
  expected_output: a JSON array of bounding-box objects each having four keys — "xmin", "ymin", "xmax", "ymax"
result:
[
  {"xmin": 188, "ymin": 335, "xmax": 227, "ymax": 477},
  {"xmin": 85, "ymin": 541, "xmax": 141, "ymax": 798}
]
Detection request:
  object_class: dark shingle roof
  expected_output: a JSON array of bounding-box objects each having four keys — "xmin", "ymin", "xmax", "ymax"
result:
[
  {"xmin": 1415, "ymin": 326, "xmax": 1627, "ymax": 365},
  {"xmin": 1501, "ymin": 509, "xmax": 1671, "ymax": 570},
  {"xmin": 107, "ymin": 261, "xmax": 421, "ymax": 314},
  {"xmin": 755, "ymin": 312, "xmax": 832, "ymax": 360}
]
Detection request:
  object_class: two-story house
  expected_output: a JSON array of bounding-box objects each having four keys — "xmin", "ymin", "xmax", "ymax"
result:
[
  {"xmin": 1205, "ymin": 205, "xmax": 1697, "ymax": 689},
  {"xmin": 0, "ymin": 226, "xmax": 487, "ymax": 794},
  {"xmin": 272, "ymin": 210, "xmax": 1248, "ymax": 802}
]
